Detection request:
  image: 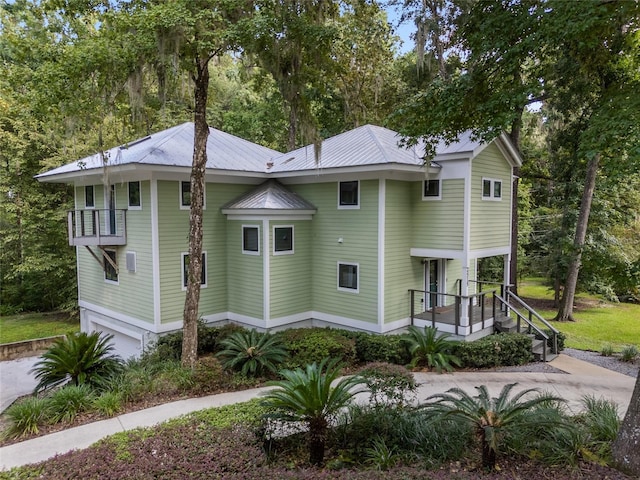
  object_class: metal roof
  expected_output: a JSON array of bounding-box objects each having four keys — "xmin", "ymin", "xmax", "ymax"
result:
[
  {"xmin": 222, "ymin": 180, "xmax": 316, "ymax": 211},
  {"xmin": 37, "ymin": 123, "xmax": 280, "ymax": 179}
]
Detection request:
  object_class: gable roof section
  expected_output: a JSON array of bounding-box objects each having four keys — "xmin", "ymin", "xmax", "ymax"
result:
[
  {"xmin": 37, "ymin": 123, "xmax": 281, "ymax": 181},
  {"xmin": 221, "ymin": 180, "xmax": 316, "ymax": 215}
]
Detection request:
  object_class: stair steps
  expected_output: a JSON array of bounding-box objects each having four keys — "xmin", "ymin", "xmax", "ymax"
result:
[{"xmin": 494, "ymin": 315, "xmax": 555, "ymax": 362}]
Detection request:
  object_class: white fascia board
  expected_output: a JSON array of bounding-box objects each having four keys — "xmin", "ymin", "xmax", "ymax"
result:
[
  {"xmin": 410, "ymin": 248, "xmax": 465, "ymax": 260},
  {"xmin": 78, "ymin": 300, "xmax": 160, "ymax": 333},
  {"xmin": 224, "ymin": 213, "xmax": 314, "ymax": 221},
  {"xmin": 272, "ymin": 164, "xmax": 440, "ymax": 182},
  {"xmin": 468, "ymin": 246, "xmax": 511, "ymax": 259}
]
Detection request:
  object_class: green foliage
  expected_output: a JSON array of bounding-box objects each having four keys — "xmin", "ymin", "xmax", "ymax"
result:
[
  {"xmin": 2, "ymin": 396, "xmax": 51, "ymax": 439},
  {"xmin": 601, "ymin": 343, "xmax": 614, "ymax": 357},
  {"xmin": 0, "ymin": 312, "xmax": 79, "ymax": 344},
  {"xmin": 364, "ymin": 436, "xmax": 397, "ymax": 471},
  {"xmin": 349, "ymin": 331, "xmax": 411, "ymax": 365},
  {"xmin": 93, "ymin": 391, "xmax": 123, "ymax": 417},
  {"xmin": 620, "ymin": 345, "xmax": 639, "ymax": 363},
  {"xmin": 402, "ymin": 326, "xmax": 461, "ymax": 372},
  {"xmin": 184, "ymin": 399, "xmax": 267, "ymax": 429},
  {"xmin": 216, "ymin": 329, "xmax": 289, "ymax": 377},
  {"xmin": 280, "ymin": 328, "xmax": 357, "ymax": 369},
  {"xmin": 452, "ymin": 333, "xmax": 533, "ymax": 369},
  {"xmin": 30, "ymin": 332, "xmax": 124, "ymax": 392},
  {"xmin": 261, "ymin": 358, "xmax": 365, "ymax": 465},
  {"xmin": 145, "ymin": 321, "xmax": 225, "ymax": 362},
  {"xmin": 358, "ymin": 362, "xmax": 416, "ymax": 408},
  {"xmin": 48, "ymin": 384, "xmax": 95, "ymax": 423}
]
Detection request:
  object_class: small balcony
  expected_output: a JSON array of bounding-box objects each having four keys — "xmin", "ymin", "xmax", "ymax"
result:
[{"xmin": 68, "ymin": 209, "xmax": 127, "ymax": 246}]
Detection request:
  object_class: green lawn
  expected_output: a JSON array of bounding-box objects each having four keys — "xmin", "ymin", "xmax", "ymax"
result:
[
  {"xmin": 0, "ymin": 312, "xmax": 79, "ymax": 344},
  {"xmin": 519, "ymin": 278, "xmax": 640, "ymax": 352}
]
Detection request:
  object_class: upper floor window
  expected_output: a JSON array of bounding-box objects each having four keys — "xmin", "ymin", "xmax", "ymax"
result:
[
  {"xmin": 337, "ymin": 262, "xmax": 359, "ymax": 293},
  {"xmin": 242, "ymin": 226, "xmax": 260, "ymax": 255},
  {"xmin": 128, "ymin": 181, "xmax": 141, "ymax": 209},
  {"xmin": 422, "ymin": 179, "xmax": 441, "ymax": 200},
  {"xmin": 482, "ymin": 178, "xmax": 502, "ymax": 201},
  {"xmin": 182, "ymin": 252, "xmax": 207, "ymax": 289},
  {"xmin": 85, "ymin": 185, "xmax": 95, "ymax": 208},
  {"xmin": 104, "ymin": 249, "xmax": 118, "ymax": 284},
  {"xmin": 338, "ymin": 180, "xmax": 359, "ymax": 209},
  {"xmin": 180, "ymin": 181, "xmax": 191, "ymax": 208},
  {"xmin": 273, "ymin": 226, "xmax": 294, "ymax": 254}
]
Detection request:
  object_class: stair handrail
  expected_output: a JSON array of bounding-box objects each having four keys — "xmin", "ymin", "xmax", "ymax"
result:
[
  {"xmin": 494, "ymin": 294, "xmax": 550, "ymax": 362},
  {"xmin": 506, "ymin": 291, "xmax": 559, "ymax": 354}
]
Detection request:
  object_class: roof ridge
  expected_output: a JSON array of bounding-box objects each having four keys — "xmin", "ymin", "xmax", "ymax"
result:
[{"xmin": 365, "ymin": 124, "xmax": 394, "ymax": 164}]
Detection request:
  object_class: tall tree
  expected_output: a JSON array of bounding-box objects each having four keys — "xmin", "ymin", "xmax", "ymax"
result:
[{"xmin": 612, "ymin": 370, "xmax": 640, "ymax": 476}]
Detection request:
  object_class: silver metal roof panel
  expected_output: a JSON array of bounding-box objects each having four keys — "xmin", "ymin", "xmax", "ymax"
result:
[{"xmin": 222, "ymin": 179, "xmax": 316, "ymax": 211}]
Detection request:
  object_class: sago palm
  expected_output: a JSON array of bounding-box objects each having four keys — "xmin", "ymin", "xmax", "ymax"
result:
[
  {"xmin": 425, "ymin": 383, "xmax": 565, "ymax": 469},
  {"xmin": 30, "ymin": 332, "xmax": 123, "ymax": 392},
  {"xmin": 216, "ymin": 329, "xmax": 289, "ymax": 376},
  {"xmin": 403, "ymin": 325, "xmax": 461, "ymax": 372},
  {"xmin": 261, "ymin": 357, "xmax": 365, "ymax": 466}
]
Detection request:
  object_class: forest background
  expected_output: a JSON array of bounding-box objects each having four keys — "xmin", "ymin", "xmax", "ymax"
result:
[{"xmin": 1, "ymin": 0, "xmax": 639, "ymax": 318}]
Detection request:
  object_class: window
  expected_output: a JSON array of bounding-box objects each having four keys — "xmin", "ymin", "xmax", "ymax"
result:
[
  {"xmin": 338, "ymin": 181, "xmax": 359, "ymax": 208},
  {"xmin": 182, "ymin": 252, "xmax": 207, "ymax": 289},
  {"xmin": 104, "ymin": 249, "xmax": 118, "ymax": 283},
  {"xmin": 128, "ymin": 181, "xmax": 141, "ymax": 209},
  {"xmin": 180, "ymin": 181, "xmax": 191, "ymax": 208},
  {"xmin": 338, "ymin": 262, "xmax": 359, "ymax": 293},
  {"xmin": 422, "ymin": 179, "xmax": 441, "ymax": 200},
  {"xmin": 273, "ymin": 226, "xmax": 293, "ymax": 254},
  {"xmin": 482, "ymin": 178, "xmax": 503, "ymax": 200},
  {"xmin": 242, "ymin": 226, "xmax": 260, "ymax": 255},
  {"xmin": 85, "ymin": 185, "xmax": 95, "ymax": 208}
]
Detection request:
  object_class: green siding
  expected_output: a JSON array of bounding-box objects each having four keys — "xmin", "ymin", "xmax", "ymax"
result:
[
  {"xmin": 226, "ymin": 221, "xmax": 264, "ymax": 319},
  {"xmin": 411, "ymin": 179, "xmax": 465, "ymax": 250},
  {"xmin": 291, "ymin": 180, "xmax": 378, "ymax": 323},
  {"xmin": 470, "ymin": 144, "xmax": 512, "ymax": 250},
  {"xmin": 76, "ymin": 182, "xmax": 154, "ymax": 323},
  {"xmin": 269, "ymin": 221, "xmax": 312, "ymax": 318}
]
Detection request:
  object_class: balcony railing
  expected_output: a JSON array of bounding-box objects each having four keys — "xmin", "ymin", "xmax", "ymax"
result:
[{"xmin": 68, "ymin": 209, "xmax": 127, "ymax": 246}]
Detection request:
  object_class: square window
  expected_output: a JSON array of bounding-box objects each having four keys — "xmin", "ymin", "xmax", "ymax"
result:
[
  {"xmin": 482, "ymin": 179, "xmax": 492, "ymax": 197},
  {"xmin": 182, "ymin": 252, "xmax": 207, "ymax": 288},
  {"xmin": 423, "ymin": 179, "xmax": 441, "ymax": 199},
  {"xmin": 243, "ymin": 226, "xmax": 260, "ymax": 254},
  {"xmin": 482, "ymin": 178, "xmax": 503, "ymax": 201},
  {"xmin": 85, "ymin": 185, "xmax": 95, "ymax": 208},
  {"xmin": 128, "ymin": 181, "xmax": 141, "ymax": 208},
  {"xmin": 104, "ymin": 249, "xmax": 118, "ymax": 283},
  {"xmin": 338, "ymin": 263, "xmax": 359, "ymax": 292},
  {"xmin": 339, "ymin": 181, "xmax": 359, "ymax": 208},
  {"xmin": 180, "ymin": 181, "xmax": 191, "ymax": 207},
  {"xmin": 273, "ymin": 226, "xmax": 293, "ymax": 254},
  {"xmin": 493, "ymin": 181, "xmax": 502, "ymax": 198}
]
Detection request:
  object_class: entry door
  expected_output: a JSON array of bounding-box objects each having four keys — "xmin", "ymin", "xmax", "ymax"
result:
[
  {"xmin": 106, "ymin": 185, "xmax": 116, "ymax": 235},
  {"xmin": 424, "ymin": 259, "xmax": 444, "ymax": 308}
]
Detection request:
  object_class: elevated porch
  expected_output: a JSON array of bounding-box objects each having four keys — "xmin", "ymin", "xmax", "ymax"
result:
[{"xmin": 67, "ymin": 209, "xmax": 127, "ymax": 246}]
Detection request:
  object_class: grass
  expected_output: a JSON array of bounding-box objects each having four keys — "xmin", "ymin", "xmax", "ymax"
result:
[
  {"xmin": 0, "ymin": 312, "xmax": 79, "ymax": 344},
  {"xmin": 519, "ymin": 278, "xmax": 640, "ymax": 352}
]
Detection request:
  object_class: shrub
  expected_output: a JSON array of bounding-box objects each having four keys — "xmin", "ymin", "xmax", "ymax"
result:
[
  {"xmin": 2, "ymin": 396, "xmax": 51, "ymax": 439},
  {"xmin": 349, "ymin": 332, "xmax": 411, "ymax": 365},
  {"xmin": 216, "ymin": 329, "xmax": 289, "ymax": 376},
  {"xmin": 452, "ymin": 333, "xmax": 532, "ymax": 368},
  {"xmin": 145, "ymin": 320, "xmax": 227, "ymax": 361},
  {"xmin": 601, "ymin": 343, "xmax": 614, "ymax": 357},
  {"xmin": 402, "ymin": 326, "xmax": 461, "ymax": 372},
  {"xmin": 48, "ymin": 384, "xmax": 95, "ymax": 423},
  {"xmin": 30, "ymin": 332, "xmax": 124, "ymax": 392},
  {"xmin": 279, "ymin": 328, "xmax": 357, "ymax": 369},
  {"xmin": 620, "ymin": 344, "xmax": 639, "ymax": 362},
  {"xmin": 93, "ymin": 391, "xmax": 123, "ymax": 417},
  {"xmin": 359, "ymin": 362, "xmax": 416, "ymax": 408}
]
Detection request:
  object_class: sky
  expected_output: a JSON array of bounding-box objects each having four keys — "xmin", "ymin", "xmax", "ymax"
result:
[{"xmin": 386, "ymin": 4, "xmax": 415, "ymax": 54}]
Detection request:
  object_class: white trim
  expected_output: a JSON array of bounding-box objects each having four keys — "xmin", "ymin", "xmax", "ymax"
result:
[
  {"xmin": 225, "ymin": 213, "xmax": 313, "ymax": 221},
  {"xmin": 337, "ymin": 261, "xmax": 359, "ymax": 293},
  {"xmin": 127, "ymin": 181, "xmax": 142, "ymax": 210},
  {"xmin": 481, "ymin": 177, "xmax": 502, "ymax": 201},
  {"xmin": 78, "ymin": 300, "xmax": 158, "ymax": 332},
  {"xmin": 469, "ymin": 246, "xmax": 511, "ymax": 259},
  {"xmin": 103, "ymin": 248, "xmax": 119, "ymax": 285},
  {"xmin": 84, "ymin": 185, "xmax": 95, "ymax": 208},
  {"xmin": 421, "ymin": 179, "xmax": 442, "ymax": 201},
  {"xmin": 229, "ymin": 311, "xmax": 266, "ymax": 329},
  {"xmin": 151, "ymin": 179, "xmax": 161, "ymax": 326},
  {"xmin": 266, "ymin": 311, "xmax": 313, "ymax": 328},
  {"xmin": 181, "ymin": 251, "xmax": 208, "ymax": 290},
  {"xmin": 272, "ymin": 225, "xmax": 294, "ymax": 255},
  {"xmin": 337, "ymin": 180, "xmax": 360, "ymax": 209},
  {"xmin": 241, "ymin": 225, "xmax": 260, "ymax": 255},
  {"xmin": 263, "ymin": 219, "xmax": 270, "ymax": 323},
  {"xmin": 377, "ymin": 179, "xmax": 385, "ymax": 326},
  {"xmin": 179, "ymin": 180, "xmax": 190, "ymax": 210},
  {"xmin": 410, "ymin": 248, "xmax": 464, "ymax": 259},
  {"xmin": 88, "ymin": 314, "xmax": 144, "ymax": 340},
  {"xmin": 311, "ymin": 311, "xmax": 384, "ymax": 333}
]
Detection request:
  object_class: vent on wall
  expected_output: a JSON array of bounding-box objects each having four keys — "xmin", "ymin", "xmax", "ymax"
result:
[{"xmin": 126, "ymin": 251, "xmax": 136, "ymax": 273}]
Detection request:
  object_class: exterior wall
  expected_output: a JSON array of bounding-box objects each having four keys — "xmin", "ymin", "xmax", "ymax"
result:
[
  {"xmin": 410, "ymin": 178, "xmax": 465, "ymax": 250},
  {"xmin": 269, "ymin": 220, "xmax": 312, "ymax": 319},
  {"xmin": 75, "ymin": 182, "xmax": 154, "ymax": 324},
  {"xmin": 470, "ymin": 144, "xmax": 512, "ymax": 250},
  {"xmin": 226, "ymin": 220, "xmax": 264, "ymax": 320},
  {"xmin": 291, "ymin": 180, "xmax": 378, "ymax": 324}
]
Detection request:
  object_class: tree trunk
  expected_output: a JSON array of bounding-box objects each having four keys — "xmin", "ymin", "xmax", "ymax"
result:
[
  {"xmin": 181, "ymin": 56, "xmax": 210, "ymax": 369},
  {"xmin": 481, "ymin": 431, "xmax": 497, "ymax": 469},
  {"xmin": 612, "ymin": 370, "xmax": 640, "ymax": 476},
  {"xmin": 555, "ymin": 153, "xmax": 599, "ymax": 321},
  {"xmin": 308, "ymin": 417, "xmax": 327, "ymax": 466}
]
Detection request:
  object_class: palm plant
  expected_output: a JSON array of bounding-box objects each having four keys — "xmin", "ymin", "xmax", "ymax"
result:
[
  {"xmin": 30, "ymin": 332, "xmax": 123, "ymax": 392},
  {"xmin": 216, "ymin": 329, "xmax": 289, "ymax": 376},
  {"xmin": 424, "ymin": 383, "xmax": 565, "ymax": 469},
  {"xmin": 261, "ymin": 358, "xmax": 365, "ymax": 466},
  {"xmin": 403, "ymin": 325, "xmax": 461, "ymax": 372}
]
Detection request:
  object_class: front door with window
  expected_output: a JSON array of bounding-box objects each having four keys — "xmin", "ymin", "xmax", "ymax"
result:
[{"xmin": 424, "ymin": 259, "xmax": 444, "ymax": 309}]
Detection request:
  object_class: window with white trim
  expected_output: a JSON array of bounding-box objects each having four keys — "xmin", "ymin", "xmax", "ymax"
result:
[
  {"xmin": 128, "ymin": 181, "xmax": 141, "ymax": 209},
  {"xmin": 182, "ymin": 252, "xmax": 207, "ymax": 289},
  {"xmin": 180, "ymin": 181, "xmax": 191, "ymax": 208},
  {"xmin": 338, "ymin": 180, "xmax": 359, "ymax": 208},
  {"xmin": 242, "ymin": 226, "xmax": 260, "ymax": 255},
  {"xmin": 337, "ymin": 262, "xmax": 359, "ymax": 293},
  {"xmin": 85, "ymin": 185, "xmax": 95, "ymax": 208},
  {"xmin": 104, "ymin": 249, "xmax": 118, "ymax": 283},
  {"xmin": 273, "ymin": 226, "xmax": 294, "ymax": 254},
  {"xmin": 482, "ymin": 178, "xmax": 502, "ymax": 200},
  {"xmin": 422, "ymin": 179, "xmax": 441, "ymax": 200}
]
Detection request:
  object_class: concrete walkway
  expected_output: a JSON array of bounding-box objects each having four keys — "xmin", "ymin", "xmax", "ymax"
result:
[
  {"xmin": 0, "ymin": 356, "xmax": 39, "ymax": 412},
  {"xmin": 0, "ymin": 354, "xmax": 636, "ymax": 471}
]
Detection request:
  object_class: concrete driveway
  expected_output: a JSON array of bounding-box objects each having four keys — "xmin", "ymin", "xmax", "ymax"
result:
[{"xmin": 0, "ymin": 356, "xmax": 40, "ymax": 412}]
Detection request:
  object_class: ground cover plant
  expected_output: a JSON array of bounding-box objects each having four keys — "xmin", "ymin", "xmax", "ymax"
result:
[{"xmin": 0, "ymin": 312, "xmax": 78, "ymax": 344}]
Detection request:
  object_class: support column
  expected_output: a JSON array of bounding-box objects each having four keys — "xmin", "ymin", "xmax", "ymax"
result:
[{"xmin": 460, "ymin": 259, "xmax": 470, "ymax": 335}]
